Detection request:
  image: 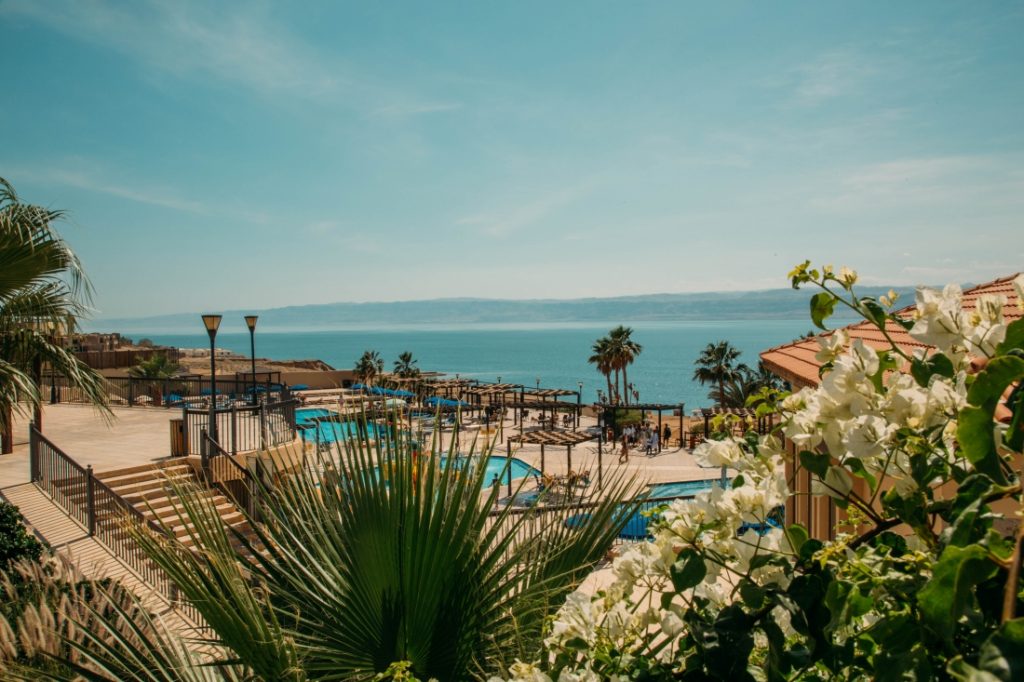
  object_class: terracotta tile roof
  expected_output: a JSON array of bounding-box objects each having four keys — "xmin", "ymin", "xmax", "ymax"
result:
[{"xmin": 760, "ymin": 273, "xmax": 1022, "ymax": 388}]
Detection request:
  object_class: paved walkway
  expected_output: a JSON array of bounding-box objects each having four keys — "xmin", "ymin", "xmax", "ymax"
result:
[
  {"xmin": 3, "ymin": 405, "xmax": 198, "ymax": 636},
  {"xmin": 1, "ymin": 482, "xmax": 198, "ymax": 636}
]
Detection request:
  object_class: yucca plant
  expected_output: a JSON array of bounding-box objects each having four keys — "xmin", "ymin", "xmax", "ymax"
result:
[{"xmin": 19, "ymin": 415, "xmax": 641, "ymax": 680}]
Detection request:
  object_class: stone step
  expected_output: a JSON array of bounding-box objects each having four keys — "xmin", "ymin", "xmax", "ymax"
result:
[{"xmin": 95, "ymin": 465, "xmax": 194, "ymax": 489}]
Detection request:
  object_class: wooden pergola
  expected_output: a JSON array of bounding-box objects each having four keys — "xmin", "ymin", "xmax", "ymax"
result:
[
  {"xmin": 506, "ymin": 429, "xmax": 599, "ymax": 494},
  {"xmin": 512, "ymin": 385, "xmax": 583, "ymax": 430},
  {"xmin": 597, "ymin": 402, "xmax": 685, "ymax": 452}
]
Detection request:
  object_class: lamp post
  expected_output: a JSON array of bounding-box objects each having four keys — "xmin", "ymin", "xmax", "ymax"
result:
[
  {"xmin": 201, "ymin": 314, "xmax": 222, "ymax": 445},
  {"xmin": 245, "ymin": 315, "xmax": 258, "ymax": 405},
  {"xmin": 577, "ymin": 381, "xmax": 583, "ymax": 429}
]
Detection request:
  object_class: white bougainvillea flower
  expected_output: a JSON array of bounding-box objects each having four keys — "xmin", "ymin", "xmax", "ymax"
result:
[
  {"xmin": 692, "ymin": 438, "xmax": 745, "ymax": 468},
  {"xmin": 815, "ymin": 329, "xmax": 850, "ymax": 364},
  {"xmin": 910, "ymin": 284, "xmax": 964, "ymax": 353},
  {"xmin": 963, "ymin": 293, "xmax": 1007, "ymax": 356}
]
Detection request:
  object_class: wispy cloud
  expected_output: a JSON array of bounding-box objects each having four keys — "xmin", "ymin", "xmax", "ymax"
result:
[
  {"xmin": 792, "ymin": 49, "xmax": 876, "ymax": 105},
  {"xmin": 808, "ymin": 154, "xmax": 1024, "ymax": 212},
  {"xmin": 303, "ymin": 220, "xmax": 382, "ymax": 254},
  {"xmin": 456, "ymin": 182, "xmax": 595, "ymax": 239},
  {"xmin": 1, "ymin": 0, "xmax": 459, "ymax": 118},
  {"xmin": 10, "ymin": 159, "xmax": 271, "ymax": 223}
]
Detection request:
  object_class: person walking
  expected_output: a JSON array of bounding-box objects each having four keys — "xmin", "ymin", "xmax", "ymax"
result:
[{"xmin": 663, "ymin": 424, "xmax": 672, "ymax": 448}]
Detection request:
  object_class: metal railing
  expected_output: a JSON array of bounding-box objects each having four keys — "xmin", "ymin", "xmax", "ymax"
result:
[
  {"xmin": 183, "ymin": 398, "xmax": 297, "ymax": 456},
  {"xmin": 41, "ymin": 374, "xmax": 284, "ymax": 409},
  {"xmin": 29, "ymin": 425, "xmax": 204, "ymax": 627},
  {"xmin": 202, "ymin": 431, "xmax": 260, "ymax": 519}
]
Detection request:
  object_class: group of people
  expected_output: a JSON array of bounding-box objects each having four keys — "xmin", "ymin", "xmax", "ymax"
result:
[{"xmin": 615, "ymin": 422, "xmax": 672, "ymax": 462}]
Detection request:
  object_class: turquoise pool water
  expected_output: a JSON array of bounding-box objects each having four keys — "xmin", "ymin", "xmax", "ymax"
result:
[
  {"xmin": 647, "ymin": 479, "xmax": 720, "ymax": 498},
  {"xmin": 296, "ymin": 408, "xmax": 337, "ymax": 423},
  {"xmin": 442, "ymin": 455, "xmax": 540, "ymax": 483},
  {"xmin": 299, "ymin": 420, "xmax": 388, "ymax": 443}
]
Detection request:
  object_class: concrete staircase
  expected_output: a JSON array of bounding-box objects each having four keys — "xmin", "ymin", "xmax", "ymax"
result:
[{"xmin": 94, "ymin": 459, "xmax": 260, "ymax": 557}]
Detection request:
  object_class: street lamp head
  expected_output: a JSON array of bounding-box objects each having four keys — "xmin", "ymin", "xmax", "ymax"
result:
[
  {"xmin": 201, "ymin": 314, "xmax": 222, "ymax": 339},
  {"xmin": 244, "ymin": 315, "xmax": 259, "ymax": 332}
]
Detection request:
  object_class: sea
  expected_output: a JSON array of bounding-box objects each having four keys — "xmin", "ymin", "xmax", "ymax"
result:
[{"xmin": 139, "ymin": 319, "xmax": 816, "ymax": 410}]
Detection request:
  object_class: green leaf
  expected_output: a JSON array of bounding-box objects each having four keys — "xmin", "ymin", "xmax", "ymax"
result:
[
  {"xmin": 978, "ymin": 617, "xmax": 1024, "ymax": 681},
  {"xmin": 846, "ymin": 457, "xmax": 878, "ymax": 492},
  {"xmin": 799, "ymin": 450, "xmax": 830, "ymax": 478},
  {"xmin": 785, "ymin": 523, "xmax": 809, "ymax": 555},
  {"xmin": 918, "ymin": 544, "xmax": 999, "ymax": 643},
  {"xmin": 997, "ymin": 318, "xmax": 1024, "ymax": 355},
  {"xmin": 738, "ymin": 580, "xmax": 765, "ymax": 609},
  {"xmin": 671, "ymin": 547, "xmax": 707, "ymax": 592},
  {"xmin": 860, "ymin": 298, "xmax": 888, "ymax": 328},
  {"xmin": 810, "ymin": 292, "xmax": 838, "ymax": 330},
  {"xmin": 911, "ymin": 353, "xmax": 956, "ymax": 387},
  {"xmin": 959, "ymin": 356, "xmax": 1024, "ymax": 485}
]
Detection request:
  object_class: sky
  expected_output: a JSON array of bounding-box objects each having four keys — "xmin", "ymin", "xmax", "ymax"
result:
[{"xmin": 1, "ymin": 1, "xmax": 1022, "ymax": 320}]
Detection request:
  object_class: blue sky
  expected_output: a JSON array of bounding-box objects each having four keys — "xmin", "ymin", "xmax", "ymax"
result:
[{"xmin": 2, "ymin": 1, "xmax": 1022, "ymax": 319}]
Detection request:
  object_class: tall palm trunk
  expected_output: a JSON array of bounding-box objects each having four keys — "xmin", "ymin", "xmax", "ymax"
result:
[
  {"xmin": 605, "ymin": 371, "xmax": 613, "ymax": 404},
  {"xmin": 613, "ymin": 369, "xmax": 621, "ymax": 404},
  {"xmin": 1, "ymin": 406, "xmax": 12, "ymax": 454},
  {"xmin": 622, "ymin": 365, "xmax": 630, "ymax": 406}
]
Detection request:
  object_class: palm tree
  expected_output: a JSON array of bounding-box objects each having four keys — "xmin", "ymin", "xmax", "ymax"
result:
[
  {"xmin": 692, "ymin": 340, "xmax": 745, "ymax": 407},
  {"xmin": 12, "ymin": 419, "xmax": 640, "ymax": 680},
  {"xmin": 711, "ymin": 362, "xmax": 785, "ymax": 408},
  {"xmin": 128, "ymin": 353, "xmax": 183, "ymax": 379},
  {"xmin": 0, "ymin": 178, "xmax": 109, "ymax": 453},
  {"xmin": 128, "ymin": 353, "xmax": 184, "ymax": 407},
  {"xmin": 392, "ymin": 351, "xmax": 420, "ymax": 378},
  {"xmin": 587, "ymin": 336, "xmax": 615, "ymax": 403},
  {"xmin": 608, "ymin": 326, "xmax": 642, "ymax": 406},
  {"xmin": 353, "ymin": 350, "xmax": 384, "ymax": 386}
]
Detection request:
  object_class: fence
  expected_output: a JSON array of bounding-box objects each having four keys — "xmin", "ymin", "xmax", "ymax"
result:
[
  {"xmin": 29, "ymin": 426, "xmax": 204, "ymax": 626},
  {"xmin": 74, "ymin": 348, "xmax": 181, "ymax": 370},
  {"xmin": 203, "ymin": 432, "xmax": 259, "ymax": 519},
  {"xmin": 182, "ymin": 399, "xmax": 297, "ymax": 456},
  {"xmin": 41, "ymin": 374, "xmax": 285, "ymax": 409}
]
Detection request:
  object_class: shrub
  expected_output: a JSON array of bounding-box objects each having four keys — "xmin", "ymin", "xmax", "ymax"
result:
[{"xmin": 0, "ymin": 502, "xmax": 44, "ymax": 572}]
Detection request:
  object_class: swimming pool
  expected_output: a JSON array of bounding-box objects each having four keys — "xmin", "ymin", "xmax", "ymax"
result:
[
  {"xmin": 296, "ymin": 408, "xmax": 337, "ymax": 424},
  {"xmin": 442, "ymin": 455, "xmax": 540, "ymax": 483},
  {"xmin": 298, "ymin": 420, "xmax": 389, "ymax": 444},
  {"xmin": 647, "ymin": 478, "xmax": 721, "ymax": 498}
]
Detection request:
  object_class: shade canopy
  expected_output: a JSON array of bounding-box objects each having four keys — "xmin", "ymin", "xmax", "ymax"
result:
[
  {"xmin": 508, "ymin": 430, "xmax": 595, "ymax": 446},
  {"xmin": 424, "ymin": 396, "xmax": 472, "ymax": 408}
]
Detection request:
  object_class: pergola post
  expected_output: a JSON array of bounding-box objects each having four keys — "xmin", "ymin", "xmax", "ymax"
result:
[
  {"xmin": 679, "ymin": 404, "xmax": 684, "ymax": 449},
  {"xmin": 657, "ymin": 410, "xmax": 663, "ymax": 452},
  {"xmin": 597, "ymin": 433, "xmax": 603, "ymax": 490},
  {"xmin": 540, "ymin": 443, "xmax": 545, "ymax": 474},
  {"xmin": 567, "ymin": 445, "xmax": 572, "ymax": 473},
  {"xmin": 506, "ymin": 438, "xmax": 512, "ymax": 497}
]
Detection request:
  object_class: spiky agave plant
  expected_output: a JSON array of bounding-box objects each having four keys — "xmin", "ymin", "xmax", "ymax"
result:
[{"xmin": 25, "ymin": 413, "xmax": 641, "ymax": 680}]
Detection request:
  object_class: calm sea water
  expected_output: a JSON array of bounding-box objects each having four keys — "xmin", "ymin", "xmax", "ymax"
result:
[{"xmin": 141, "ymin": 320, "xmax": 812, "ymax": 408}]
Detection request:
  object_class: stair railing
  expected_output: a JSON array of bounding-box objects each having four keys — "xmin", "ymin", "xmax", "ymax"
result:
[
  {"xmin": 201, "ymin": 429, "xmax": 260, "ymax": 519},
  {"xmin": 29, "ymin": 424, "xmax": 203, "ymax": 626}
]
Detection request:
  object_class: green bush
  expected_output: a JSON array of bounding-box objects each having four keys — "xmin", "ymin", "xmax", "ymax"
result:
[{"xmin": 0, "ymin": 502, "xmax": 44, "ymax": 572}]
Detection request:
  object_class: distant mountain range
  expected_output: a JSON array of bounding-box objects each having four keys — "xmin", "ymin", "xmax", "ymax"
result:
[{"xmin": 86, "ymin": 286, "xmax": 919, "ymax": 334}]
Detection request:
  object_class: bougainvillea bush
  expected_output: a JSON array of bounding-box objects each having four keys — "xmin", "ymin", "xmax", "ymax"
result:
[{"xmin": 494, "ymin": 266, "xmax": 1024, "ymax": 682}]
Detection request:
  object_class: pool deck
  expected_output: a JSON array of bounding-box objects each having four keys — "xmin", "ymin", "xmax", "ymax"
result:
[{"xmin": 2, "ymin": 403, "xmax": 714, "ymax": 609}]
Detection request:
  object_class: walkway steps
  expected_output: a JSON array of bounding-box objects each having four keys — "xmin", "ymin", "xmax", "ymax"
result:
[
  {"xmin": 0, "ymin": 483, "xmax": 197, "ymax": 636},
  {"xmin": 96, "ymin": 460, "xmax": 262, "ymax": 561}
]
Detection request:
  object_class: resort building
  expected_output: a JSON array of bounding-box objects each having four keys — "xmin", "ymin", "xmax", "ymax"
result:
[{"xmin": 760, "ymin": 273, "xmax": 1022, "ymax": 541}]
